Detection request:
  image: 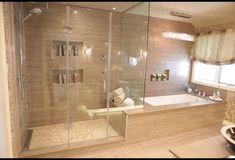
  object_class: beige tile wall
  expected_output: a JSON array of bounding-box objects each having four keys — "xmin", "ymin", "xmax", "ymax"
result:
[{"xmin": 145, "ymin": 17, "xmax": 195, "ymax": 97}]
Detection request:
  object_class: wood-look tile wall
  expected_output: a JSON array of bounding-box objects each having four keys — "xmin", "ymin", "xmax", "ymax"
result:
[{"xmin": 145, "ymin": 17, "xmax": 195, "ymax": 97}]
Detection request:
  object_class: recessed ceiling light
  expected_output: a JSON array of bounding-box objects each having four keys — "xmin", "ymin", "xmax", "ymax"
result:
[{"xmin": 112, "ymin": 7, "xmax": 116, "ymax": 10}]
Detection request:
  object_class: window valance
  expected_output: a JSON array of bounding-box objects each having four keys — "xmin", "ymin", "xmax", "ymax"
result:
[{"xmin": 191, "ymin": 28, "xmax": 235, "ymax": 65}]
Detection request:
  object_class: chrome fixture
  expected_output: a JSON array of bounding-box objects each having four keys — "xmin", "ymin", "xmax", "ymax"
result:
[
  {"xmin": 22, "ymin": 3, "xmax": 57, "ymax": 22},
  {"xmin": 151, "ymin": 69, "xmax": 169, "ymax": 81},
  {"xmin": 22, "ymin": 7, "xmax": 43, "ymax": 22}
]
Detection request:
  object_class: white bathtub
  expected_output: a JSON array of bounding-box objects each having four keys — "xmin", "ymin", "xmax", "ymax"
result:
[{"xmin": 140, "ymin": 94, "xmax": 204, "ymax": 106}]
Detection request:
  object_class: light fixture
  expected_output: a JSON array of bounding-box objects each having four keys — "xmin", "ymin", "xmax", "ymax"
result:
[
  {"xmin": 112, "ymin": 7, "xmax": 116, "ymax": 10},
  {"xmin": 162, "ymin": 31, "xmax": 194, "ymax": 42},
  {"xmin": 170, "ymin": 11, "xmax": 191, "ymax": 19}
]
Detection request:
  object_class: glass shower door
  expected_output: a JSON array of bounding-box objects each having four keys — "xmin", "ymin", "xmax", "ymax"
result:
[
  {"xmin": 67, "ymin": 6, "xmax": 115, "ymax": 145},
  {"xmin": 17, "ymin": 2, "xmax": 70, "ymax": 150}
]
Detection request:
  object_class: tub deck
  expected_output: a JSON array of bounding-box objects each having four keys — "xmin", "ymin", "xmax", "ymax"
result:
[{"xmin": 125, "ymin": 96, "xmax": 223, "ymax": 115}]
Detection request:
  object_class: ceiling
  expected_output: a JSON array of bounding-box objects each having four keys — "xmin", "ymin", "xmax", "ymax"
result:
[
  {"xmin": 55, "ymin": 2, "xmax": 140, "ymax": 12},
  {"xmin": 38, "ymin": 2, "xmax": 235, "ymax": 27},
  {"xmin": 150, "ymin": 2, "xmax": 235, "ymax": 27}
]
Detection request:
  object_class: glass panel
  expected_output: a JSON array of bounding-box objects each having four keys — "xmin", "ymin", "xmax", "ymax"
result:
[
  {"xmin": 119, "ymin": 2, "xmax": 149, "ymax": 108},
  {"xmin": 68, "ymin": 6, "xmax": 111, "ymax": 144},
  {"xmin": 220, "ymin": 63, "xmax": 235, "ymax": 85},
  {"xmin": 15, "ymin": 2, "xmax": 69, "ymax": 151},
  {"xmin": 13, "ymin": 2, "xmax": 30, "ymax": 151},
  {"xmin": 107, "ymin": 2, "xmax": 150, "ymax": 138}
]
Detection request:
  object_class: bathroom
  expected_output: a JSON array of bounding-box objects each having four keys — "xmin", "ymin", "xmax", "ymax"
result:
[{"xmin": 0, "ymin": 1, "xmax": 235, "ymax": 158}]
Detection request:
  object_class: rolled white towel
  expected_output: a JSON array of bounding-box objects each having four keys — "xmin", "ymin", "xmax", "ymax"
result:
[
  {"xmin": 109, "ymin": 87, "xmax": 124, "ymax": 99},
  {"xmin": 111, "ymin": 92, "xmax": 125, "ymax": 105},
  {"xmin": 123, "ymin": 97, "xmax": 134, "ymax": 107}
]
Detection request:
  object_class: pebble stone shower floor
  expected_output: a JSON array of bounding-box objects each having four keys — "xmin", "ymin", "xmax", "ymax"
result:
[{"xmin": 29, "ymin": 118, "xmax": 119, "ymax": 150}]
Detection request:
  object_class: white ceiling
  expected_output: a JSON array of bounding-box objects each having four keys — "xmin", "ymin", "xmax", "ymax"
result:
[
  {"xmin": 55, "ymin": 2, "xmax": 140, "ymax": 12},
  {"xmin": 150, "ymin": 2, "xmax": 235, "ymax": 27},
  {"xmin": 48, "ymin": 2, "xmax": 235, "ymax": 27}
]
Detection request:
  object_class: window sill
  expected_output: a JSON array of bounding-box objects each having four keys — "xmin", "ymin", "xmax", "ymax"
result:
[{"xmin": 191, "ymin": 80, "xmax": 235, "ymax": 92}]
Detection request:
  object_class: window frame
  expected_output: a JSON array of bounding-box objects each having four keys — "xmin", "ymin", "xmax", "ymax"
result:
[{"xmin": 191, "ymin": 61, "xmax": 235, "ymax": 92}]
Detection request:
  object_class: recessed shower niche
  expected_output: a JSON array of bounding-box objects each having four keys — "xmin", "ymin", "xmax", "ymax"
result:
[
  {"xmin": 52, "ymin": 40, "xmax": 83, "ymax": 58},
  {"xmin": 52, "ymin": 69, "xmax": 83, "ymax": 85}
]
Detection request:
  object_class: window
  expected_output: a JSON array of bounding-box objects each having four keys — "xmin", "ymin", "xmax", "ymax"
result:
[
  {"xmin": 219, "ymin": 63, "xmax": 235, "ymax": 86},
  {"xmin": 192, "ymin": 61, "xmax": 235, "ymax": 91}
]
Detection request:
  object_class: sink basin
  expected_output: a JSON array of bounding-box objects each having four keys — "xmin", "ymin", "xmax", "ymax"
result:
[{"xmin": 221, "ymin": 125, "xmax": 235, "ymax": 152}]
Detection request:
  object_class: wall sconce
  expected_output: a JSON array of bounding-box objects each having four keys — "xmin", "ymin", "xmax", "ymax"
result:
[{"xmin": 162, "ymin": 31, "xmax": 194, "ymax": 42}]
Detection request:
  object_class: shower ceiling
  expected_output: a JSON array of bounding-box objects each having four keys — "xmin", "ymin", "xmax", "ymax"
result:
[
  {"xmin": 61, "ymin": 2, "xmax": 235, "ymax": 27},
  {"xmin": 54, "ymin": 2, "xmax": 141, "ymax": 12}
]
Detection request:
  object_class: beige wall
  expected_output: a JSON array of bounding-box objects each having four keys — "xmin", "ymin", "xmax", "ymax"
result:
[
  {"xmin": 145, "ymin": 17, "xmax": 195, "ymax": 97},
  {"xmin": 0, "ymin": 2, "xmax": 13, "ymax": 157}
]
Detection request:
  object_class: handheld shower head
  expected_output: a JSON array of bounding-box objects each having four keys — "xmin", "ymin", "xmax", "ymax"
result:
[{"xmin": 21, "ymin": 3, "xmax": 57, "ymax": 22}]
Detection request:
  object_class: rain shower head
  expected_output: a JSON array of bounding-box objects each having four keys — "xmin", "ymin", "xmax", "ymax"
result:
[
  {"xmin": 21, "ymin": 3, "xmax": 57, "ymax": 22},
  {"xmin": 22, "ymin": 7, "xmax": 43, "ymax": 22},
  {"xmin": 30, "ymin": 7, "xmax": 43, "ymax": 15}
]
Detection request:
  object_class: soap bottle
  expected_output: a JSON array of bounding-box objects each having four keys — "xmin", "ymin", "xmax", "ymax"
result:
[
  {"xmin": 67, "ymin": 73, "xmax": 71, "ymax": 84},
  {"xmin": 74, "ymin": 73, "xmax": 78, "ymax": 83},
  {"xmin": 63, "ymin": 45, "xmax": 66, "ymax": 56},
  {"xmin": 58, "ymin": 73, "xmax": 62, "ymax": 84},
  {"xmin": 58, "ymin": 45, "xmax": 63, "ymax": 56},
  {"xmin": 74, "ymin": 45, "xmax": 78, "ymax": 56},
  {"xmin": 63, "ymin": 74, "xmax": 67, "ymax": 84}
]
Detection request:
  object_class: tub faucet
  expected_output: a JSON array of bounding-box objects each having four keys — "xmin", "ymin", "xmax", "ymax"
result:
[{"xmin": 150, "ymin": 69, "xmax": 169, "ymax": 81}]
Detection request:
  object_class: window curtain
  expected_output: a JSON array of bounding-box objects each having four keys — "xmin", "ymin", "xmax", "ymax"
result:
[{"xmin": 191, "ymin": 28, "xmax": 235, "ymax": 65}]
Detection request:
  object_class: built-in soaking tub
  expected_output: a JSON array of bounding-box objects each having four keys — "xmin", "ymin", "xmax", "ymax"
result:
[
  {"xmin": 123, "ymin": 93, "xmax": 226, "ymax": 144},
  {"xmin": 141, "ymin": 94, "xmax": 204, "ymax": 106}
]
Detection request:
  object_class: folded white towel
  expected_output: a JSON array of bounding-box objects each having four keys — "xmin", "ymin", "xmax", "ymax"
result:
[
  {"xmin": 123, "ymin": 97, "xmax": 134, "ymax": 107},
  {"xmin": 110, "ymin": 87, "xmax": 124, "ymax": 99},
  {"xmin": 112, "ymin": 92, "xmax": 125, "ymax": 105}
]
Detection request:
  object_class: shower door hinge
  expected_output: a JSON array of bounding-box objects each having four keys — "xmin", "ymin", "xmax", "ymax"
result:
[
  {"xmin": 64, "ymin": 122, "xmax": 72, "ymax": 129},
  {"xmin": 63, "ymin": 25, "xmax": 72, "ymax": 33}
]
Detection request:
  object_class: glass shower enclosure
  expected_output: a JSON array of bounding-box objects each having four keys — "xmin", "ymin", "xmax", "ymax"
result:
[{"xmin": 12, "ymin": 2, "xmax": 149, "ymax": 154}]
